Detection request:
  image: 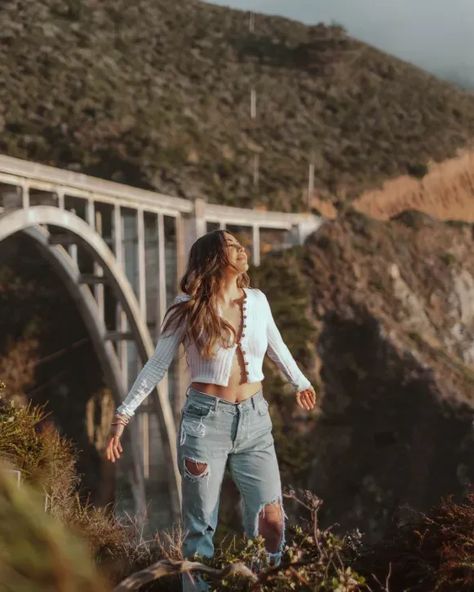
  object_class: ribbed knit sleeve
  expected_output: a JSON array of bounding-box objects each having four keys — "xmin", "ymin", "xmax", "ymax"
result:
[
  {"xmin": 260, "ymin": 290, "xmax": 312, "ymax": 393},
  {"xmin": 116, "ymin": 295, "xmax": 188, "ymax": 418}
]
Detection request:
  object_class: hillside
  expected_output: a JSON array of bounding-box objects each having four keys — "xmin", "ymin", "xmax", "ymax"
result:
[{"xmin": 1, "ymin": 0, "xmax": 474, "ymax": 211}]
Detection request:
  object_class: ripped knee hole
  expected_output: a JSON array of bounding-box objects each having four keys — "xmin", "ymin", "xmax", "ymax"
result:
[
  {"xmin": 256, "ymin": 500, "xmax": 286, "ymax": 554},
  {"xmin": 258, "ymin": 501, "xmax": 284, "ymax": 528},
  {"xmin": 184, "ymin": 457, "xmax": 208, "ymax": 477}
]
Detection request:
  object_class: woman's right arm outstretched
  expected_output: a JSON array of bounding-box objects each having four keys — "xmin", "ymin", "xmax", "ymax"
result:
[{"xmin": 105, "ymin": 295, "xmax": 188, "ymax": 463}]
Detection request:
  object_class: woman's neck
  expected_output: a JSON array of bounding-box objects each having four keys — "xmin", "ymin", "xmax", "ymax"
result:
[{"xmin": 217, "ymin": 279, "xmax": 244, "ymax": 307}]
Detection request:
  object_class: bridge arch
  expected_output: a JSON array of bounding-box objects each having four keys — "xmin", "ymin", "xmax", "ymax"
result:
[{"xmin": 0, "ymin": 205, "xmax": 181, "ymax": 519}]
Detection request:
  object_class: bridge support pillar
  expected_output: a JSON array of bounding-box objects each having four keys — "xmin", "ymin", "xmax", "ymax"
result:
[
  {"xmin": 1, "ymin": 184, "xmax": 22, "ymax": 211},
  {"xmin": 174, "ymin": 214, "xmax": 190, "ymax": 422},
  {"xmin": 182, "ymin": 197, "xmax": 207, "ymax": 264},
  {"xmin": 252, "ymin": 225, "xmax": 260, "ymax": 266}
]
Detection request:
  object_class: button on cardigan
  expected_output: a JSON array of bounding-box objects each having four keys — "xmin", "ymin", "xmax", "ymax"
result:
[{"xmin": 116, "ymin": 287, "xmax": 311, "ymax": 418}]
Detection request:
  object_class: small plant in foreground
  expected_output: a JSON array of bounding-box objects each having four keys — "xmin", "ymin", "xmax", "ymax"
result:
[{"xmin": 113, "ymin": 487, "xmax": 370, "ymax": 591}]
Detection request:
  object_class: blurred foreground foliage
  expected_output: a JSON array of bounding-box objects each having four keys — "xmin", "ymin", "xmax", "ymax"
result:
[
  {"xmin": 0, "ymin": 464, "xmax": 109, "ymax": 592},
  {"xmin": 1, "ymin": 380, "xmax": 473, "ymax": 591}
]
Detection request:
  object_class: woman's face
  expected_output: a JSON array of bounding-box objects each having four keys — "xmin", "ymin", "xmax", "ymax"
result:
[{"xmin": 223, "ymin": 233, "xmax": 249, "ymax": 274}]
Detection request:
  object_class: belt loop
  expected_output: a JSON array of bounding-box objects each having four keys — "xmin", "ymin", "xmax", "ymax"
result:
[
  {"xmin": 251, "ymin": 396, "xmax": 257, "ymax": 410},
  {"xmin": 213, "ymin": 396, "xmax": 219, "ymax": 412}
]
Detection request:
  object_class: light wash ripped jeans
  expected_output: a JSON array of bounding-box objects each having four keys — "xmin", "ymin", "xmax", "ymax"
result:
[{"xmin": 177, "ymin": 385, "xmax": 287, "ymax": 592}]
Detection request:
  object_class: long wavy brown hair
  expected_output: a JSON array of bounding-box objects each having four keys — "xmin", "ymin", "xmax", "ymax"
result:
[{"xmin": 160, "ymin": 230, "xmax": 250, "ymax": 359}]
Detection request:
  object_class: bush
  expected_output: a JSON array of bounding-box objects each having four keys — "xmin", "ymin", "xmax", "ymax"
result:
[
  {"xmin": 0, "ymin": 381, "xmax": 164, "ymax": 585},
  {"xmin": 115, "ymin": 488, "xmax": 368, "ymax": 592},
  {"xmin": 0, "ymin": 390, "xmax": 77, "ymax": 502},
  {"xmin": 355, "ymin": 487, "xmax": 474, "ymax": 591},
  {"xmin": 406, "ymin": 162, "xmax": 428, "ymax": 178},
  {"xmin": 0, "ymin": 463, "xmax": 108, "ymax": 592}
]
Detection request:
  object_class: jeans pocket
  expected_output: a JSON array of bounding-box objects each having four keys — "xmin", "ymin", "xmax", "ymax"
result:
[
  {"xmin": 182, "ymin": 416, "xmax": 208, "ymax": 438},
  {"xmin": 181, "ymin": 402, "xmax": 213, "ymax": 440}
]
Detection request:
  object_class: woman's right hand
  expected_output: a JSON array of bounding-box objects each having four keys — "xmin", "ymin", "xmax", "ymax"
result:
[{"xmin": 105, "ymin": 423, "xmax": 125, "ymax": 463}]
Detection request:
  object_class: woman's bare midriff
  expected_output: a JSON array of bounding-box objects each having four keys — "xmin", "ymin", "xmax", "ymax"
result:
[
  {"xmin": 190, "ymin": 379, "xmax": 263, "ymax": 404},
  {"xmin": 190, "ymin": 289, "xmax": 262, "ymax": 404}
]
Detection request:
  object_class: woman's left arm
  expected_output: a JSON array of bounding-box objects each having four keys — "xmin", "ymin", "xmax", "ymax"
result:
[{"xmin": 260, "ymin": 290, "xmax": 316, "ymax": 407}]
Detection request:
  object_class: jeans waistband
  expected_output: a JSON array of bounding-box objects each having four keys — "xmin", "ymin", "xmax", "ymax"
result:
[{"xmin": 185, "ymin": 385, "xmax": 264, "ymax": 412}]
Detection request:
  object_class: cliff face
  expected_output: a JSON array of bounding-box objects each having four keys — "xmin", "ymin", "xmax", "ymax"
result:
[
  {"xmin": 1, "ymin": 0, "xmax": 474, "ymax": 211},
  {"xmin": 258, "ymin": 210, "xmax": 474, "ymax": 542},
  {"xmin": 303, "ymin": 210, "xmax": 474, "ymax": 541}
]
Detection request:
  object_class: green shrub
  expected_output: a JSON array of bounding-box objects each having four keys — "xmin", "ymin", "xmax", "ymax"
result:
[
  {"xmin": 115, "ymin": 488, "xmax": 368, "ymax": 592},
  {"xmin": 406, "ymin": 162, "xmax": 429, "ymax": 178}
]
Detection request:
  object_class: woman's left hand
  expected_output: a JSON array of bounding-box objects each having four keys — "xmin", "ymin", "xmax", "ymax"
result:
[{"xmin": 295, "ymin": 386, "xmax": 318, "ymax": 410}]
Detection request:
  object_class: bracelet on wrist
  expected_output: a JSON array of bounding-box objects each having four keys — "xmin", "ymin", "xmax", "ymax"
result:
[{"xmin": 112, "ymin": 413, "xmax": 130, "ymax": 426}]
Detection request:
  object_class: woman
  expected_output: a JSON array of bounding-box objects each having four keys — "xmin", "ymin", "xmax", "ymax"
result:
[{"xmin": 105, "ymin": 229, "xmax": 317, "ymax": 591}]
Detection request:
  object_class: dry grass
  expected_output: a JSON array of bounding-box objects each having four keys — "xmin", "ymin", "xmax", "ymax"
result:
[
  {"xmin": 0, "ymin": 381, "xmax": 159, "ymax": 585},
  {"xmin": 0, "ymin": 336, "xmax": 39, "ymax": 406},
  {"xmin": 0, "ymin": 462, "xmax": 109, "ymax": 592},
  {"xmin": 153, "ymin": 521, "xmax": 186, "ymax": 562},
  {"xmin": 353, "ymin": 146, "xmax": 474, "ymax": 222},
  {"xmin": 356, "ymin": 487, "xmax": 474, "ymax": 592},
  {"xmin": 0, "ymin": 392, "xmax": 77, "ymax": 498}
]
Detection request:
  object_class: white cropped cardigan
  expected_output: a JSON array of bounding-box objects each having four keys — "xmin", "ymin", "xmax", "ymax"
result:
[{"xmin": 116, "ymin": 287, "xmax": 311, "ymax": 418}]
